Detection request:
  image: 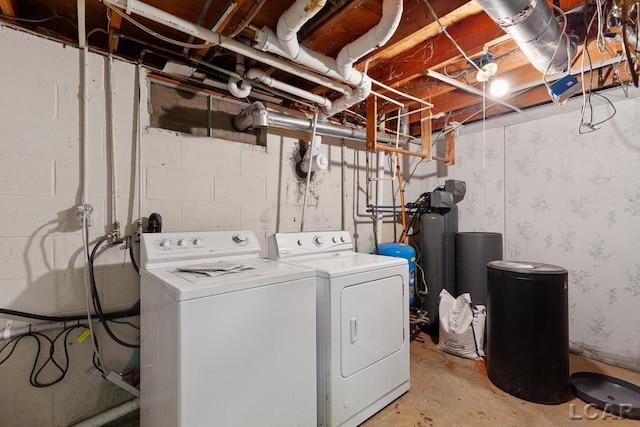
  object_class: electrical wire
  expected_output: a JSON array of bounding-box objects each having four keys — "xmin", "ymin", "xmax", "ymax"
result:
[
  {"xmin": 542, "ymin": 4, "xmax": 570, "ymax": 91},
  {"xmin": 423, "ymin": 0, "xmax": 482, "ymax": 73},
  {"xmin": 102, "ymin": 2, "xmax": 220, "ymax": 49},
  {"xmin": 0, "ymin": 12, "xmax": 77, "ymax": 29},
  {"xmin": 0, "ymin": 324, "xmax": 98, "ymax": 387}
]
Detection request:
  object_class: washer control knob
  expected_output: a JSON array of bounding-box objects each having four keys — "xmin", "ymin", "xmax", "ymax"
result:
[
  {"xmin": 332, "ymin": 236, "xmax": 338, "ymax": 243},
  {"xmin": 297, "ymin": 239, "xmax": 303, "ymax": 246},
  {"xmin": 232, "ymin": 233, "xmax": 248, "ymax": 245},
  {"xmin": 159, "ymin": 239, "xmax": 172, "ymax": 248},
  {"xmin": 313, "ymin": 236, "xmax": 323, "ymax": 246},
  {"xmin": 177, "ymin": 239, "xmax": 187, "ymax": 247},
  {"xmin": 340, "ymin": 236, "xmax": 346, "ymax": 243},
  {"xmin": 193, "ymin": 238, "xmax": 203, "ymax": 246}
]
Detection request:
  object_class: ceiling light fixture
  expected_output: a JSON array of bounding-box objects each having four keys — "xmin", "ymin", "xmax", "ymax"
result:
[{"xmin": 476, "ymin": 62, "xmax": 509, "ymax": 97}]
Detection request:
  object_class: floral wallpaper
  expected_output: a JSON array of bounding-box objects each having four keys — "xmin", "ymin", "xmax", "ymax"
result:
[{"xmin": 451, "ymin": 94, "xmax": 640, "ymax": 371}]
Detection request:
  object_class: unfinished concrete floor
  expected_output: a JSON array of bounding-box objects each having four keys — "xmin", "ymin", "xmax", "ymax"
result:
[
  {"xmin": 362, "ymin": 333, "xmax": 640, "ymax": 427},
  {"xmin": 113, "ymin": 332, "xmax": 640, "ymax": 426}
]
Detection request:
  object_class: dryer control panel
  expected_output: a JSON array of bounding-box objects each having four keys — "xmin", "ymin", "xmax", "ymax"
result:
[{"xmin": 267, "ymin": 231, "xmax": 353, "ymax": 259}]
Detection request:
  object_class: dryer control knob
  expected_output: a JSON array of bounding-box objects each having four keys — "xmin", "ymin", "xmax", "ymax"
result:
[
  {"xmin": 313, "ymin": 236, "xmax": 323, "ymax": 246},
  {"xmin": 159, "ymin": 239, "xmax": 172, "ymax": 248},
  {"xmin": 233, "ymin": 233, "xmax": 248, "ymax": 245},
  {"xmin": 177, "ymin": 239, "xmax": 187, "ymax": 247},
  {"xmin": 340, "ymin": 236, "xmax": 346, "ymax": 243},
  {"xmin": 193, "ymin": 238, "xmax": 203, "ymax": 246},
  {"xmin": 332, "ymin": 237, "xmax": 338, "ymax": 243},
  {"xmin": 297, "ymin": 239, "xmax": 303, "ymax": 246}
]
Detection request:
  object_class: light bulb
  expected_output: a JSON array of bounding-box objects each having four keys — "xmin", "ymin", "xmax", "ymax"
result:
[{"xmin": 489, "ymin": 78, "xmax": 509, "ymax": 97}]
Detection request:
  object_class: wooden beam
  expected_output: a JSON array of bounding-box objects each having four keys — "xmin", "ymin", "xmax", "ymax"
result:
[
  {"xmin": 0, "ymin": 0, "xmax": 18, "ymax": 16},
  {"xmin": 358, "ymin": 1, "xmax": 483, "ymax": 71},
  {"xmin": 445, "ymin": 131, "xmax": 455, "ymax": 165},
  {"xmin": 108, "ymin": 11, "xmax": 123, "ymax": 54},
  {"xmin": 420, "ymin": 107, "xmax": 432, "ymax": 160},
  {"xmin": 366, "ymin": 96, "xmax": 377, "ymax": 152}
]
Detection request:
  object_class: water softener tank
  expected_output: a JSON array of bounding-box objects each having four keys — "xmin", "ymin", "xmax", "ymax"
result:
[
  {"xmin": 377, "ymin": 242, "xmax": 416, "ymax": 305},
  {"xmin": 486, "ymin": 261, "xmax": 571, "ymax": 404},
  {"xmin": 421, "ymin": 212, "xmax": 444, "ymax": 335}
]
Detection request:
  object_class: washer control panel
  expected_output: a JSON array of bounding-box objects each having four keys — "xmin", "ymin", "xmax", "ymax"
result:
[{"xmin": 141, "ymin": 230, "xmax": 259, "ymax": 269}]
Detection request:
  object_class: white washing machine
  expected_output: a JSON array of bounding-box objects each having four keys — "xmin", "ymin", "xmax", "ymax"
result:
[
  {"xmin": 140, "ymin": 230, "xmax": 317, "ymax": 427},
  {"xmin": 267, "ymin": 231, "xmax": 410, "ymax": 427}
]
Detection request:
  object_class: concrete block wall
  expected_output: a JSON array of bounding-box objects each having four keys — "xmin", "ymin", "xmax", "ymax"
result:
[{"xmin": 0, "ymin": 25, "xmax": 428, "ymax": 425}]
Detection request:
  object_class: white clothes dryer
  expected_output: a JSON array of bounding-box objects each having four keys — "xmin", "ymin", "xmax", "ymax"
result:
[
  {"xmin": 267, "ymin": 231, "xmax": 410, "ymax": 427},
  {"xmin": 140, "ymin": 230, "xmax": 316, "ymax": 427}
]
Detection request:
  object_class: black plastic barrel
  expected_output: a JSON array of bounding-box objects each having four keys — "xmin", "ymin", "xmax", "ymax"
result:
[
  {"xmin": 455, "ymin": 232, "xmax": 503, "ymax": 306},
  {"xmin": 486, "ymin": 261, "xmax": 571, "ymax": 404}
]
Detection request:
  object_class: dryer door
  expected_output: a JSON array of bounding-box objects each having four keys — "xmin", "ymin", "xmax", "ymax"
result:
[{"xmin": 340, "ymin": 274, "xmax": 404, "ymax": 377}]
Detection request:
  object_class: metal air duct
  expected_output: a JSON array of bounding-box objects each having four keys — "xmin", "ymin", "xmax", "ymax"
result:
[{"xmin": 474, "ymin": 0, "xmax": 576, "ymax": 73}]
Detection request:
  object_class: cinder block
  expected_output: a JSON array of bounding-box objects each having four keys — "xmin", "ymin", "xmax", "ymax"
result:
[
  {"xmin": 101, "ymin": 267, "xmax": 140, "ymax": 307},
  {"xmin": 146, "ymin": 167, "xmax": 213, "ymax": 201},
  {"xmin": 0, "ymin": 154, "xmax": 53, "ymax": 196},
  {"xmin": 181, "ymin": 137, "xmax": 241, "ymax": 175},
  {"xmin": 55, "ymin": 157, "xmax": 107, "ymax": 199},
  {"xmin": 0, "ymin": 113, "xmax": 78, "ymax": 159},
  {"xmin": 141, "ymin": 200, "xmax": 182, "ymax": 231},
  {"xmin": 240, "ymin": 146, "xmax": 278, "ymax": 178},
  {"xmin": 182, "ymin": 201, "xmax": 241, "ymax": 231},
  {"xmin": 0, "ymin": 237, "xmax": 54, "ymax": 280},
  {"xmin": 0, "ymin": 271, "xmax": 88, "ymax": 315},
  {"xmin": 215, "ymin": 174, "xmax": 266, "ymax": 204},
  {"xmin": 0, "ymin": 197, "xmax": 104, "ymax": 237},
  {"xmin": 240, "ymin": 203, "xmax": 277, "ymax": 232},
  {"xmin": 0, "ymin": 70, "xmax": 57, "ymax": 118},
  {"xmin": 0, "ymin": 26, "xmax": 79, "ymax": 85},
  {"xmin": 53, "ymin": 235, "xmax": 132, "ymax": 273},
  {"xmin": 142, "ymin": 128, "xmax": 181, "ymax": 168}
]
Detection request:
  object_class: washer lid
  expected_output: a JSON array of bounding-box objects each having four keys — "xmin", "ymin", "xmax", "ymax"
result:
[
  {"xmin": 142, "ymin": 258, "xmax": 315, "ymax": 301},
  {"xmin": 488, "ymin": 260, "xmax": 567, "ymax": 274},
  {"xmin": 570, "ymin": 372, "xmax": 640, "ymax": 419}
]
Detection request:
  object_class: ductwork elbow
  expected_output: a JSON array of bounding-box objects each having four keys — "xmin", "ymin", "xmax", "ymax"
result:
[
  {"xmin": 233, "ymin": 101, "xmax": 268, "ymax": 131},
  {"xmin": 336, "ymin": 0, "xmax": 403, "ymax": 80},
  {"xmin": 475, "ymin": 0, "xmax": 576, "ymax": 74},
  {"xmin": 277, "ymin": 0, "xmax": 327, "ymax": 59}
]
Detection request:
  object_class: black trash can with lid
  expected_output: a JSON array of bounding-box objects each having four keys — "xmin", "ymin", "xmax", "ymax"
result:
[{"xmin": 486, "ymin": 261, "xmax": 571, "ymax": 404}]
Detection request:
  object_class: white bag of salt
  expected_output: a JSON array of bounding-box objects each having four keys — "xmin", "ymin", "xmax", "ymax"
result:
[{"xmin": 436, "ymin": 289, "xmax": 486, "ymax": 361}]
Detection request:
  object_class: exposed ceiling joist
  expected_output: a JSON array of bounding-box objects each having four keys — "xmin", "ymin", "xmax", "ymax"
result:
[{"xmin": 0, "ymin": 0, "xmax": 18, "ymax": 16}]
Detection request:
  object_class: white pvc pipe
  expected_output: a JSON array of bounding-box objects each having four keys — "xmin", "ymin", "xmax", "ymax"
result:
[
  {"xmin": 375, "ymin": 150, "xmax": 385, "ymax": 244},
  {"xmin": 72, "ymin": 398, "xmax": 140, "ymax": 427},
  {"xmin": 336, "ymin": 0, "xmax": 403, "ymax": 80},
  {"xmin": 256, "ymin": 26, "xmax": 366, "ymax": 87},
  {"xmin": 228, "ymin": 54, "xmax": 252, "ymax": 98},
  {"xmin": 107, "ymin": 55, "xmax": 119, "ymax": 230},
  {"xmin": 277, "ymin": 0, "xmax": 326, "ymax": 58},
  {"xmin": 0, "ymin": 319, "xmax": 100, "ymax": 341},
  {"xmin": 78, "ymin": 0, "xmax": 89, "ymax": 205},
  {"xmin": 246, "ymin": 68, "xmax": 332, "ymax": 109},
  {"xmin": 102, "ymin": 0, "xmax": 351, "ymax": 96}
]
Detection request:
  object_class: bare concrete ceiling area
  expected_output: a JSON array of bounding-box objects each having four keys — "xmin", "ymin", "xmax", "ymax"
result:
[{"xmin": 1, "ymin": 0, "xmax": 638, "ymax": 135}]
